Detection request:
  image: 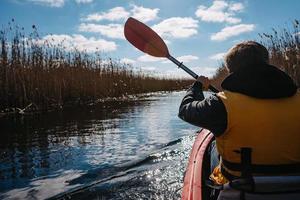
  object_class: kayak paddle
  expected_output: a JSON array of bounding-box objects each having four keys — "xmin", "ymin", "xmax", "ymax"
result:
[{"xmin": 124, "ymin": 17, "xmax": 219, "ymax": 93}]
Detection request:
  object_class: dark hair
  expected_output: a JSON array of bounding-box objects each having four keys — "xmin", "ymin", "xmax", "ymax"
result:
[{"xmin": 225, "ymin": 41, "xmax": 269, "ymax": 73}]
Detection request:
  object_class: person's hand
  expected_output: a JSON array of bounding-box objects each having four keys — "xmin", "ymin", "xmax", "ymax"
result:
[{"xmin": 197, "ymin": 76, "xmax": 210, "ymax": 90}]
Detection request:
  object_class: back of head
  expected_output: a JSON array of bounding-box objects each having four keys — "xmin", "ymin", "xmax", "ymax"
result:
[
  {"xmin": 222, "ymin": 41, "xmax": 297, "ymax": 98},
  {"xmin": 225, "ymin": 41, "xmax": 269, "ymax": 73}
]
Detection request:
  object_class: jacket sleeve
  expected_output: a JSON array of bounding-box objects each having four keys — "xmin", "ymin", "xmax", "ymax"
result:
[{"xmin": 178, "ymin": 81, "xmax": 227, "ymax": 137}]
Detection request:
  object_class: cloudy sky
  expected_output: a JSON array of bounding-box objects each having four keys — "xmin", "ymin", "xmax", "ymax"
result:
[{"xmin": 0, "ymin": 0, "xmax": 299, "ymax": 78}]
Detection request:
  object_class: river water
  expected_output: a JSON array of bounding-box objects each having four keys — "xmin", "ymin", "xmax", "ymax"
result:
[{"xmin": 0, "ymin": 91, "xmax": 202, "ymax": 199}]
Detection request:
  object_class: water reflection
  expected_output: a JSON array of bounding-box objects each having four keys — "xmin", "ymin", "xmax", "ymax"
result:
[{"xmin": 0, "ymin": 91, "xmax": 199, "ymax": 199}]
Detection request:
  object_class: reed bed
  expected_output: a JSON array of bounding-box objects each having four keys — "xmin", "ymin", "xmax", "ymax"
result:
[
  {"xmin": 259, "ymin": 19, "xmax": 300, "ymax": 87},
  {"xmin": 210, "ymin": 64, "xmax": 228, "ymax": 91},
  {"xmin": 211, "ymin": 19, "xmax": 300, "ymax": 89},
  {"xmin": 0, "ymin": 21, "xmax": 192, "ymax": 113}
]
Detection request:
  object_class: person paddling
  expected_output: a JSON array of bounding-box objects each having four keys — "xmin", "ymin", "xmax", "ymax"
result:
[{"xmin": 178, "ymin": 41, "xmax": 300, "ymax": 185}]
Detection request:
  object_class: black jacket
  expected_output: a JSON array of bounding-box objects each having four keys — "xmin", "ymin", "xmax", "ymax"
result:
[{"xmin": 178, "ymin": 64, "xmax": 297, "ymax": 137}]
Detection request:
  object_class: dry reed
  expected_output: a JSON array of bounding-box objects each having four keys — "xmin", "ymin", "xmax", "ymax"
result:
[
  {"xmin": 0, "ymin": 20, "xmax": 192, "ymax": 113},
  {"xmin": 211, "ymin": 19, "xmax": 300, "ymax": 89},
  {"xmin": 259, "ymin": 19, "xmax": 300, "ymax": 87}
]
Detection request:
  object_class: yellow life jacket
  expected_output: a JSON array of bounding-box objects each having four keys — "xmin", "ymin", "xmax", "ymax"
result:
[{"xmin": 214, "ymin": 90, "xmax": 300, "ymax": 180}]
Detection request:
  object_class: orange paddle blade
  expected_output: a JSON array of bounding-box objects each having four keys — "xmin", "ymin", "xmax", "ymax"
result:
[{"xmin": 124, "ymin": 17, "xmax": 169, "ymax": 58}]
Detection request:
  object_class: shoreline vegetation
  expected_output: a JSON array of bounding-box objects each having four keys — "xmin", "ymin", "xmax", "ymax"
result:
[
  {"xmin": 1, "ymin": 19, "xmax": 299, "ymax": 115},
  {"xmin": 0, "ymin": 21, "xmax": 192, "ymax": 116},
  {"xmin": 211, "ymin": 19, "xmax": 300, "ymax": 90}
]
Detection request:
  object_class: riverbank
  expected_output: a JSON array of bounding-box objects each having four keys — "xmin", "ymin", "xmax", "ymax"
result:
[
  {"xmin": 0, "ymin": 90, "xmax": 189, "ymax": 117},
  {"xmin": 0, "ymin": 21, "xmax": 193, "ymax": 115}
]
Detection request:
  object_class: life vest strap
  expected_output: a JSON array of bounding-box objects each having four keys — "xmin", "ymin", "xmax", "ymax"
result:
[
  {"xmin": 220, "ymin": 164, "xmax": 239, "ymax": 181},
  {"xmin": 222, "ymin": 159, "xmax": 300, "ymax": 174}
]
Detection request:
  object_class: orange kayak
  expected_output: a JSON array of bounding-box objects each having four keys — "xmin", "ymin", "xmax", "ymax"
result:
[{"xmin": 182, "ymin": 129, "xmax": 214, "ymax": 200}]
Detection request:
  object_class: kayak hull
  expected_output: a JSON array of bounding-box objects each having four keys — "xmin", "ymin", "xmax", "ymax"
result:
[
  {"xmin": 182, "ymin": 129, "xmax": 300, "ymax": 200},
  {"xmin": 182, "ymin": 129, "xmax": 214, "ymax": 200}
]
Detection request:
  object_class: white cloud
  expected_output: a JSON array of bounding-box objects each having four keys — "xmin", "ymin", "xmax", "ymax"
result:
[
  {"xmin": 190, "ymin": 66, "xmax": 218, "ymax": 78},
  {"xmin": 39, "ymin": 34, "xmax": 117, "ymax": 52},
  {"xmin": 121, "ymin": 58, "xmax": 136, "ymax": 64},
  {"xmin": 163, "ymin": 55, "xmax": 199, "ymax": 64},
  {"xmin": 195, "ymin": 0, "xmax": 243, "ymax": 24},
  {"xmin": 210, "ymin": 52, "xmax": 226, "ymax": 60},
  {"xmin": 229, "ymin": 3, "xmax": 244, "ymax": 12},
  {"xmin": 75, "ymin": 0, "xmax": 93, "ymax": 3},
  {"xmin": 141, "ymin": 66, "xmax": 156, "ymax": 71},
  {"xmin": 211, "ymin": 24, "xmax": 255, "ymax": 41},
  {"xmin": 27, "ymin": 0, "xmax": 65, "ymax": 7},
  {"xmin": 27, "ymin": 0, "xmax": 93, "ymax": 7},
  {"xmin": 137, "ymin": 55, "xmax": 166, "ymax": 62},
  {"xmin": 78, "ymin": 23, "xmax": 124, "ymax": 39},
  {"xmin": 84, "ymin": 7, "xmax": 130, "ymax": 22},
  {"xmin": 152, "ymin": 17, "xmax": 198, "ymax": 38},
  {"xmin": 177, "ymin": 55, "xmax": 199, "ymax": 62},
  {"xmin": 161, "ymin": 66, "xmax": 217, "ymax": 78},
  {"xmin": 130, "ymin": 5, "xmax": 159, "ymax": 23},
  {"xmin": 82, "ymin": 5, "xmax": 159, "ymax": 23}
]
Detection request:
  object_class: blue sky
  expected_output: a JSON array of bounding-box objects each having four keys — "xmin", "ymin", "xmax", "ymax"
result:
[{"xmin": 0, "ymin": 0, "xmax": 299, "ymax": 78}]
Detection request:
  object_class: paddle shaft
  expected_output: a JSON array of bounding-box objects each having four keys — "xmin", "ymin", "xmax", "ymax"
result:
[{"xmin": 167, "ymin": 55, "xmax": 219, "ymax": 93}]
